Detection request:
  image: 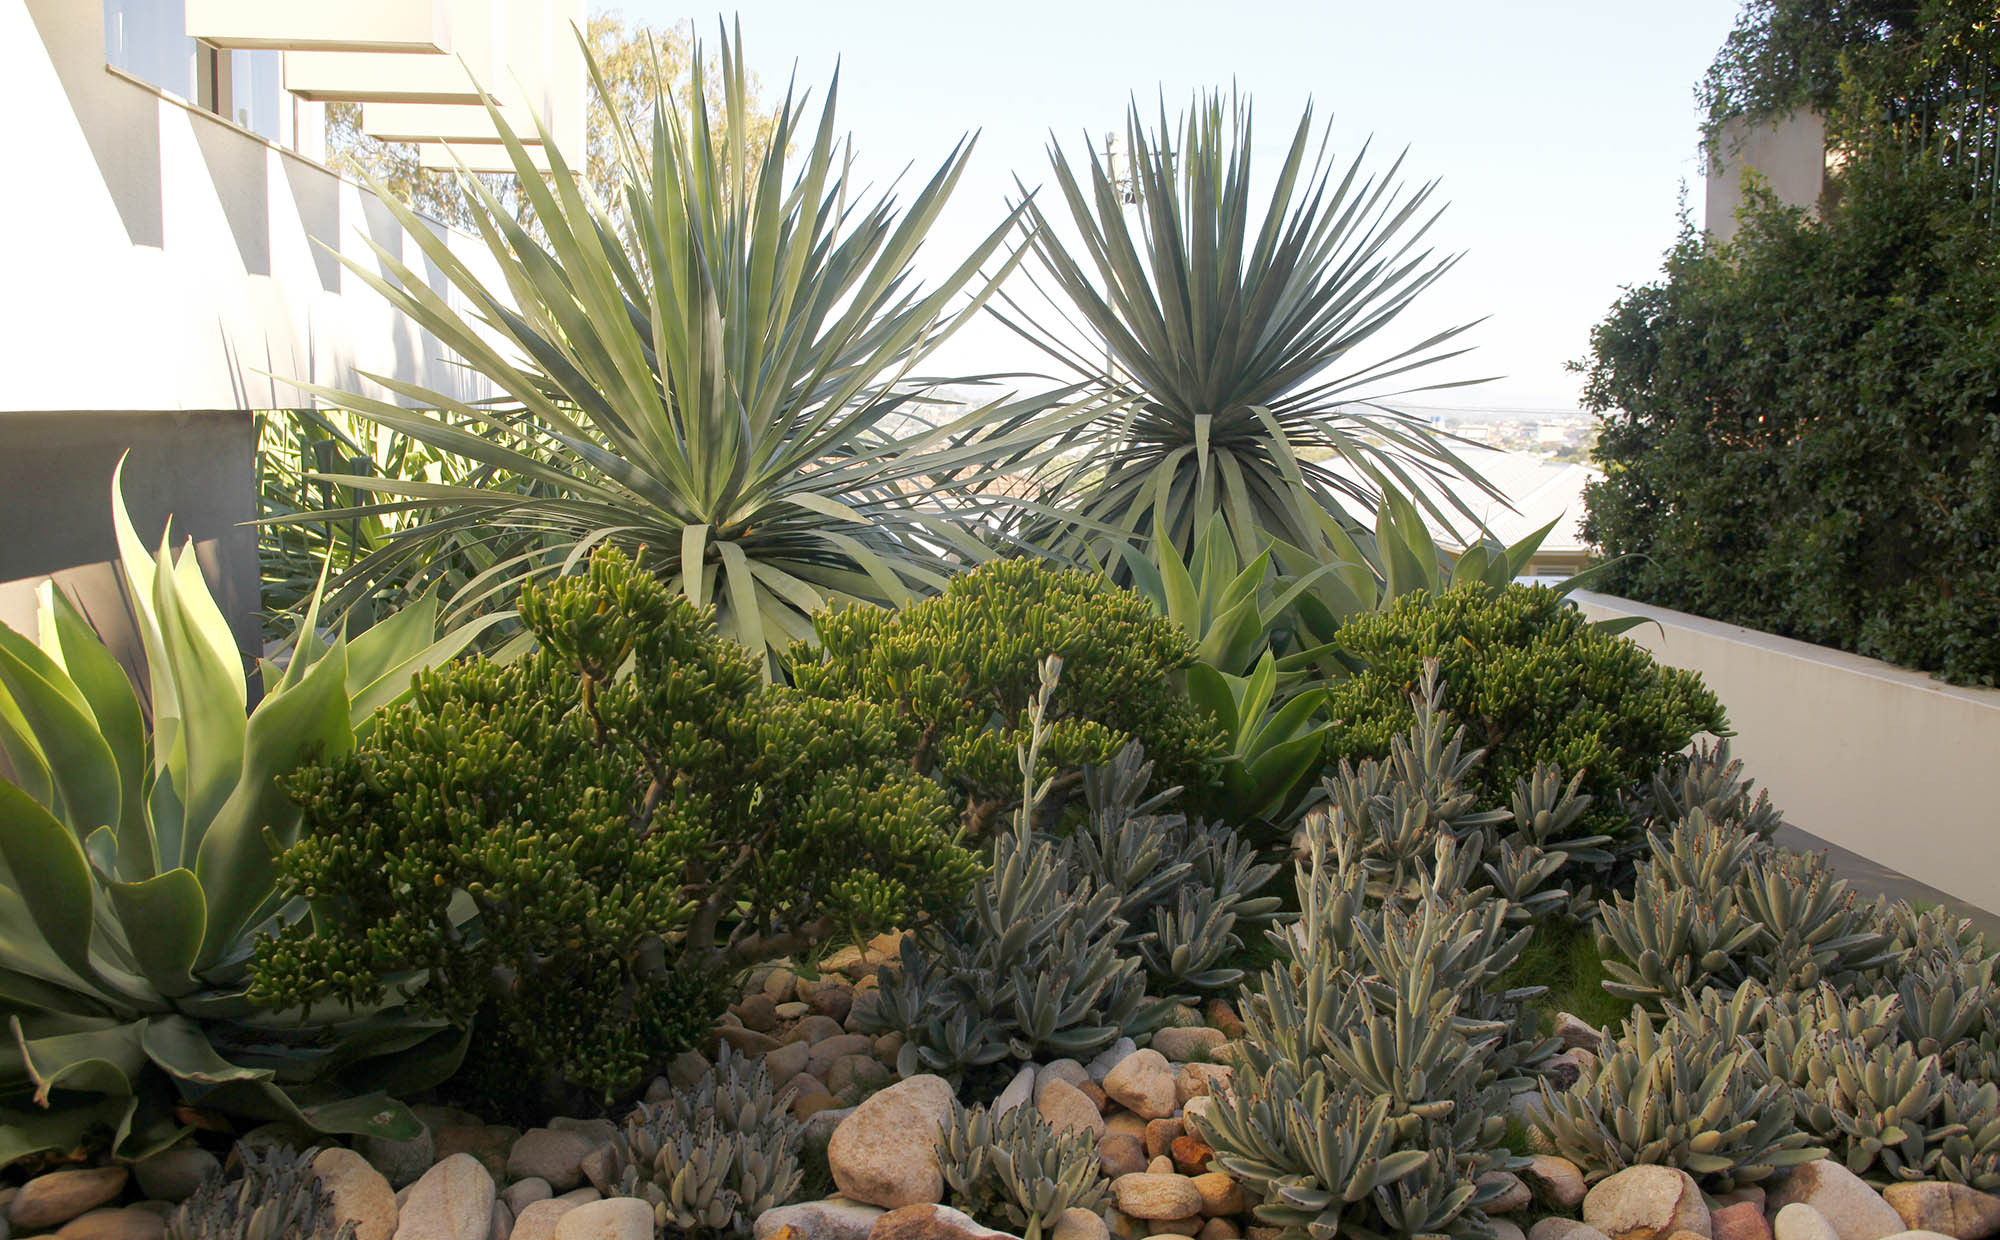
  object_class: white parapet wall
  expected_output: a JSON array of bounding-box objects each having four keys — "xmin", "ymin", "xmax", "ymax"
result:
[{"xmin": 1570, "ymin": 590, "xmax": 2000, "ymax": 916}]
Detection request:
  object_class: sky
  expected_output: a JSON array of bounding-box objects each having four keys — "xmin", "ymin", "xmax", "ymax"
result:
[{"xmin": 612, "ymin": 1, "xmax": 1749, "ymax": 414}]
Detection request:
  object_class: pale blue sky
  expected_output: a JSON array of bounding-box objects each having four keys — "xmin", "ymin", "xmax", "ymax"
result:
[{"xmin": 613, "ymin": 1, "xmax": 1747, "ymax": 412}]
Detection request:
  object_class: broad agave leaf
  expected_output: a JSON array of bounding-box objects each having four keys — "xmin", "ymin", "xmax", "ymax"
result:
[
  {"xmin": 0, "ymin": 463, "xmax": 484, "ymax": 1167},
  {"xmin": 1000, "ymin": 88, "xmax": 1501, "ymax": 563},
  {"xmin": 285, "ymin": 22, "xmax": 1096, "ymax": 676}
]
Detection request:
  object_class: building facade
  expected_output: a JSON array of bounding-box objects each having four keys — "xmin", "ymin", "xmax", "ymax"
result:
[{"xmin": 1, "ymin": 0, "xmax": 579, "ymax": 667}]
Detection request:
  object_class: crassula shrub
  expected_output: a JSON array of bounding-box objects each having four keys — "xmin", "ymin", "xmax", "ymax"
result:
[
  {"xmin": 1323, "ymin": 584, "xmax": 1727, "ymax": 841},
  {"xmin": 791, "ymin": 557, "xmax": 1227, "ymax": 831},
  {"xmin": 251, "ymin": 549, "xmax": 979, "ymax": 1113}
]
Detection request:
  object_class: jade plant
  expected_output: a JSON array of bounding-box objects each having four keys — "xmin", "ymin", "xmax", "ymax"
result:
[
  {"xmin": 791, "ymin": 558, "xmax": 1227, "ymax": 832},
  {"xmin": 1324, "ymin": 584, "xmax": 1728, "ymax": 846},
  {"xmin": 0, "ymin": 466, "xmax": 487, "ymax": 1167},
  {"xmin": 250, "ymin": 548, "xmax": 980, "ymax": 1112}
]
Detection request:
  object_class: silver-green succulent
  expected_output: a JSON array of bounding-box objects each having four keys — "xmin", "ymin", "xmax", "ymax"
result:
[
  {"xmin": 166, "ymin": 1145, "xmax": 358, "ymax": 1240},
  {"xmin": 1535, "ymin": 986, "xmax": 1826, "ymax": 1189},
  {"xmin": 608, "ymin": 1047, "xmax": 804, "ymax": 1238},
  {"xmin": 938, "ymin": 1101, "xmax": 1110, "ymax": 1239}
]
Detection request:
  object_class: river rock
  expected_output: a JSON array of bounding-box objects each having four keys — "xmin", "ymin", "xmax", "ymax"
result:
[
  {"xmin": 1584, "ymin": 1165, "xmax": 1710, "ymax": 1240},
  {"xmin": 1190, "ymin": 1173, "xmax": 1244, "ymax": 1217},
  {"xmin": 993, "ymin": 1065, "xmax": 1037, "ymax": 1118},
  {"xmin": 134, "ymin": 1147, "xmax": 219, "ymax": 1204},
  {"xmin": 1152, "ymin": 1029, "xmax": 1227, "ymax": 1063},
  {"xmin": 1090, "ymin": 1039, "xmax": 1140, "ymax": 1084},
  {"xmin": 1525, "ymin": 1155, "xmax": 1587, "ymax": 1209},
  {"xmin": 1713, "ymin": 1202, "xmax": 1774, "ymax": 1240},
  {"xmin": 12, "ymin": 1168, "xmax": 129, "ymax": 1229},
  {"xmin": 394, "ymin": 1153, "xmax": 494, "ymax": 1240},
  {"xmin": 868, "ymin": 1203, "xmax": 1020, "ymax": 1240},
  {"xmin": 1114, "ymin": 1173, "xmax": 1203, "ymax": 1221},
  {"xmin": 828, "ymin": 1074, "xmax": 956, "ymax": 1208},
  {"xmin": 511, "ymin": 1199, "xmax": 582, "ymax": 1240},
  {"xmin": 754, "ymin": 1198, "xmax": 887, "ymax": 1240},
  {"xmin": 552, "ymin": 1197, "xmax": 653, "ymax": 1240},
  {"xmin": 508, "ymin": 1128, "xmax": 595, "ymax": 1193},
  {"xmin": 1882, "ymin": 1185, "xmax": 2000, "ymax": 1240},
  {"xmin": 1482, "ymin": 1171, "xmax": 1532, "ymax": 1214},
  {"xmin": 313, "ymin": 1147, "xmax": 398, "ymax": 1240},
  {"xmin": 1055, "ymin": 1206, "xmax": 1111, "ymax": 1240},
  {"xmin": 1039, "ymin": 1078, "xmax": 1108, "ymax": 1139},
  {"xmin": 1105, "ymin": 1050, "xmax": 1178, "ymax": 1120},
  {"xmin": 1769, "ymin": 1163, "xmax": 1906, "ymax": 1240},
  {"xmin": 1776, "ymin": 1206, "xmax": 1842, "ymax": 1240}
]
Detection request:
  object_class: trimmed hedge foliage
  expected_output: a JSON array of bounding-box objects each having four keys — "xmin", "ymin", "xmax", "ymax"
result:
[{"xmin": 1578, "ymin": 157, "xmax": 2000, "ymax": 685}]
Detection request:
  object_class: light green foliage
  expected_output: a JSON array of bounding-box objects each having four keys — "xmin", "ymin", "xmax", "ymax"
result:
[
  {"xmin": 792, "ymin": 558, "xmax": 1227, "ymax": 829},
  {"xmin": 1007, "ymin": 88, "xmax": 1490, "ymax": 563},
  {"xmin": 300, "ymin": 25, "xmax": 1091, "ymax": 674},
  {"xmin": 1325, "ymin": 585, "xmax": 1729, "ymax": 846},
  {"xmin": 609, "ymin": 1048, "xmax": 804, "ymax": 1236},
  {"xmin": 250, "ymin": 549, "xmax": 978, "ymax": 1110},
  {"xmin": 1535, "ymin": 985, "xmax": 1826, "ymax": 1189},
  {"xmin": 1197, "ymin": 669, "xmax": 1557, "ymax": 1240},
  {"xmin": 166, "ymin": 1145, "xmax": 358, "ymax": 1240},
  {"xmin": 938, "ymin": 1102, "xmax": 1111, "ymax": 1239},
  {"xmin": 0, "ymin": 467, "xmax": 484, "ymax": 1167},
  {"xmin": 863, "ymin": 658, "xmax": 1272, "ymax": 1088}
]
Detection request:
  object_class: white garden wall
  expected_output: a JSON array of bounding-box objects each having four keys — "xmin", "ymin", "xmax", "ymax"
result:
[{"xmin": 1569, "ymin": 590, "xmax": 2000, "ymax": 917}]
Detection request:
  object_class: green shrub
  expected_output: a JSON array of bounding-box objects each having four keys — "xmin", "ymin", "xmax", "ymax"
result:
[
  {"xmin": 251, "ymin": 549, "xmax": 979, "ymax": 1113},
  {"xmin": 792, "ymin": 558, "xmax": 1227, "ymax": 830},
  {"xmin": 1578, "ymin": 156, "xmax": 2000, "ymax": 686},
  {"xmin": 1323, "ymin": 584, "xmax": 1727, "ymax": 841}
]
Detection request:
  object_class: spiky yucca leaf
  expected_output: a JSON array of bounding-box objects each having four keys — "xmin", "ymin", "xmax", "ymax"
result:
[{"xmin": 290, "ymin": 23, "xmax": 1094, "ymax": 675}]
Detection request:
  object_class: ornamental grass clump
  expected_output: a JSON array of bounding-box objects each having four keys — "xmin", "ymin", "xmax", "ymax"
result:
[{"xmin": 251, "ymin": 548, "xmax": 979, "ymax": 1113}]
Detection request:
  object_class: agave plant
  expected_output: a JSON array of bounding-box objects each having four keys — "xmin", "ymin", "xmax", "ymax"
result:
[
  {"xmin": 0, "ymin": 466, "xmax": 487, "ymax": 1167},
  {"xmin": 1004, "ymin": 89, "xmax": 1498, "ymax": 564},
  {"xmin": 290, "ymin": 24, "xmax": 1092, "ymax": 674}
]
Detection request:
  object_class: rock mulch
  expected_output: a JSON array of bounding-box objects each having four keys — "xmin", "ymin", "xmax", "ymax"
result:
[{"xmin": 7, "ymin": 963, "xmax": 2000, "ymax": 1240}]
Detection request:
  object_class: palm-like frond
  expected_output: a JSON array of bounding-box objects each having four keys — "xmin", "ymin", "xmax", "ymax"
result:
[
  {"xmin": 286, "ymin": 22, "xmax": 1091, "ymax": 674},
  {"xmin": 998, "ymin": 90, "xmax": 1501, "ymax": 563}
]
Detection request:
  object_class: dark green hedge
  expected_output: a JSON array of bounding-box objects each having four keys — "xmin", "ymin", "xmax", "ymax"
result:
[{"xmin": 1578, "ymin": 158, "xmax": 2000, "ymax": 686}]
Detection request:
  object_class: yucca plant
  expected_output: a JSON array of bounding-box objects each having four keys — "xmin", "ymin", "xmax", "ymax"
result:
[
  {"xmin": 1004, "ymin": 89, "xmax": 1497, "ymax": 564},
  {"xmin": 289, "ymin": 24, "xmax": 1092, "ymax": 675},
  {"xmin": 0, "ymin": 465, "xmax": 487, "ymax": 1167}
]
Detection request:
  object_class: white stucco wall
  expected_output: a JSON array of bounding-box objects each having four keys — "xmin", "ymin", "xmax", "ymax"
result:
[
  {"xmin": 1571, "ymin": 590, "xmax": 2000, "ymax": 916},
  {"xmin": 1705, "ymin": 111, "xmax": 1830, "ymax": 242},
  {"xmin": 1, "ymin": 0, "xmax": 508, "ymax": 415}
]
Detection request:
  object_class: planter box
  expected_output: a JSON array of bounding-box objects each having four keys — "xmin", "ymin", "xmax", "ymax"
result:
[{"xmin": 1569, "ymin": 590, "xmax": 2000, "ymax": 917}]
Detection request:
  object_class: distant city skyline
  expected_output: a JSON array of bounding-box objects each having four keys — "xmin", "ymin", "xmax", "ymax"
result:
[{"xmin": 617, "ymin": 1, "xmax": 1747, "ymax": 412}]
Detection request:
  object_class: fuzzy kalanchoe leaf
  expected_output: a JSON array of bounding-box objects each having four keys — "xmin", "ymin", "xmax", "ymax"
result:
[
  {"xmin": 869, "ymin": 658, "xmax": 1271, "ymax": 1085},
  {"xmin": 167, "ymin": 1146, "xmax": 358, "ymax": 1240},
  {"xmin": 252, "ymin": 548, "xmax": 978, "ymax": 1111},
  {"xmin": 1646, "ymin": 739, "xmax": 1782, "ymax": 840},
  {"xmin": 938, "ymin": 1102, "xmax": 1111, "ymax": 1238},
  {"xmin": 610, "ymin": 1047, "xmax": 805, "ymax": 1238},
  {"xmin": 1534, "ymin": 986, "xmax": 1827, "ymax": 1189},
  {"xmin": 1594, "ymin": 812, "xmax": 1772, "ymax": 1008}
]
